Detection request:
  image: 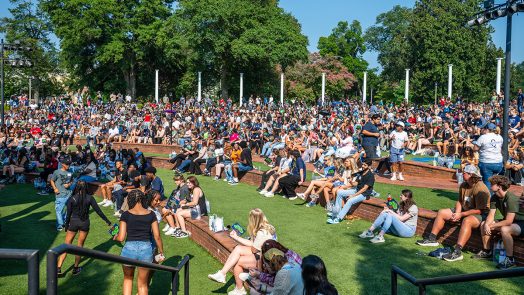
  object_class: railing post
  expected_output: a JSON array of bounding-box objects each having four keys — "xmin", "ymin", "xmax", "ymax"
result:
[
  {"xmin": 171, "ymin": 271, "xmax": 179, "ymax": 295},
  {"xmin": 184, "ymin": 259, "xmax": 190, "ymax": 295},
  {"xmin": 46, "ymin": 249, "xmax": 58, "ymax": 295},
  {"xmin": 418, "ymin": 284, "xmax": 426, "ymax": 295},
  {"xmin": 27, "ymin": 251, "xmax": 39, "ymax": 295},
  {"xmin": 391, "ymin": 268, "xmax": 398, "ymax": 295}
]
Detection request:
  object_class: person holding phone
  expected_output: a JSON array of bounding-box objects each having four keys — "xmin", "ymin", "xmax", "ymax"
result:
[{"xmin": 114, "ymin": 190, "xmax": 164, "ymax": 295}]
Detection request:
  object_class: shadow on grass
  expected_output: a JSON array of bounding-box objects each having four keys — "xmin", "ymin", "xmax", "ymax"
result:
[
  {"xmin": 431, "ymin": 189, "xmax": 459, "ymax": 203},
  {"xmin": 149, "ymin": 254, "xmax": 195, "ymax": 295}
]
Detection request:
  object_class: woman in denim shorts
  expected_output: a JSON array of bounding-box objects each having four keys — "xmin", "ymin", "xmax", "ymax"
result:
[{"xmin": 114, "ymin": 190, "xmax": 164, "ymax": 295}]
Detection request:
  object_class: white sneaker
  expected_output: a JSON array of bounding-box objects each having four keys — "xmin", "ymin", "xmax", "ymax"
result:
[
  {"xmin": 398, "ymin": 173, "xmax": 405, "ymax": 181},
  {"xmin": 208, "ymin": 271, "xmax": 226, "ymax": 284},
  {"xmin": 370, "ymin": 235, "xmax": 385, "ymax": 243},
  {"xmin": 165, "ymin": 227, "xmax": 178, "ymax": 236},
  {"xmin": 214, "ymin": 176, "xmax": 219, "ymax": 181},
  {"xmin": 114, "ymin": 211, "xmax": 122, "ymax": 218},
  {"xmin": 223, "ymin": 178, "xmax": 229, "ymax": 182},
  {"xmin": 264, "ymin": 192, "xmax": 274, "ymax": 198},
  {"xmin": 259, "ymin": 190, "xmax": 268, "ymax": 195},
  {"xmin": 233, "ymin": 177, "xmax": 239, "ymax": 183},
  {"xmin": 228, "ymin": 287, "xmax": 247, "ymax": 295},
  {"xmin": 238, "ymin": 272, "xmax": 250, "ymax": 281},
  {"xmin": 97, "ymin": 199, "xmax": 107, "ymax": 205},
  {"xmin": 102, "ymin": 201, "xmax": 113, "ymax": 207},
  {"xmin": 162, "ymin": 224, "xmax": 170, "ymax": 232},
  {"xmin": 297, "ymin": 193, "xmax": 306, "ymax": 200},
  {"xmin": 390, "ymin": 173, "xmax": 397, "ymax": 181},
  {"xmin": 359, "ymin": 230, "xmax": 374, "ymax": 239}
]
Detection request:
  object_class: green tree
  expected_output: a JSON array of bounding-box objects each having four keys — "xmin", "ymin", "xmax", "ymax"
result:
[
  {"xmin": 41, "ymin": 0, "xmax": 174, "ymax": 99},
  {"xmin": 0, "ymin": 0, "xmax": 61, "ymax": 101},
  {"xmin": 318, "ymin": 20, "xmax": 368, "ymax": 94},
  {"xmin": 173, "ymin": 0, "xmax": 308, "ymax": 99},
  {"xmin": 365, "ymin": 5, "xmax": 412, "ymax": 83},
  {"xmin": 408, "ymin": 0, "xmax": 498, "ymax": 102}
]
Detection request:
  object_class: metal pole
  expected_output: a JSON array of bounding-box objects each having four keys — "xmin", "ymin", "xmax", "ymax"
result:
[
  {"xmin": 184, "ymin": 260, "xmax": 190, "ymax": 295},
  {"xmin": 29, "ymin": 77, "xmax": 32, "ymax": 102},
  {"xmin": 155, "ymin": 69, "xmax": 159, "ymax": 104},
  {"xmin": 27, "ymin": 251, "xmax": 39, "ymax": 295},
  {"xmin": 418, "ymin": 285, "xmax": 426, "ymax": 295},
  {"xmin": 363, "ymin": 71, "xmax": 367, "ymax": 104},
  {"xmin": 502, "ymin": 12, "xmax": 512, "ymax": 163},
  {"xmin": 391, "ymin": 269, "xmax": 398, "ymax": 295},
  {"xmin": 448, "ymin": 64, "xmax": 453, "ymax": 99},
  {"xmin": 280, "ymin": 73, "xmax": 284, "ymax": 106},
  {"xmin": 172, "ymin": 271, "xmax": 179, "ymax": 295},
  {"xmin": 1, "ymin": 39, "xmax": 5, "ymax": 128},
  {"xmin": 46, "ymin": 250, "xmax": 58, "ymax": 295},
  {"xmin": 239, "ymin": 73, "xmax": 243, "ymax": 107},
  {"xmin": 321, "ymin": 72, "xmax": 325, "ymax": 106},
  {"xmin": 405, "ymin": 69, "xmax": 410, "ymax": 103},
  {"xmin": 434, "ymin": 82, "xmax": 438, "ymax": 105},
  {"xmin": 197, "ymin": 72, "xmax": 202, "ymax": 102},
  {"xmin": 496, "ymin": 57, "xmax": 503, "ymax": 95}
]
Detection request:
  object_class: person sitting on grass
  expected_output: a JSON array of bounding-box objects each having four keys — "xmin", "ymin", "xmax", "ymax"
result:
[
  {"xmin": 473, "ymin": 175, "xmax": 524, "ymax": 269},
  {"xmin": 416, "ymin": 164, "xmax": 490, "ymax": 262},
  {"xmin": 327, "ymin": 159, "xmax": 375, "ymax": 224},
  {"xmin": 297, "ymin": 156, "xmax": 336, "ymax": 205},
  {"xmin": 208, "ymin": 208, "xmax": 276, "ymax": 295},
  {"xmin": 57, "ymin": 181, "xmax": 112, "ymax": 277},
  {"xmin": 172, "ymin": 176, "xmax": 207, "ymax": 238},
  {"xmin": 358, "ymin": 189, "xmax": 418, "ymax": 243},
  {"xmin": 230, "ymin": 141, "xmax": 254, "ymax": 185}
]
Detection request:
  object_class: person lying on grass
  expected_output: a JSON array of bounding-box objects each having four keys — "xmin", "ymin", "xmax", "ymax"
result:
[
  {"xmin": 472, "ymin": 175, "xmax": 524, "ymax": 269},
  {"xmin": 359, "ymin": 189, "xmax": 418, "ymax": 243}
]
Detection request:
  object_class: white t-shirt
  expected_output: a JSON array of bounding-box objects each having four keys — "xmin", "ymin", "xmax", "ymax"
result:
[
  {"xmin": 390, "ymin": 130, "xmax": 409, "ymax": 149},
  {"xmin": 475, "ymin": 132, "xmax": 503, "ymax": 163},
  {"xmin": 252, "ymin": 229, "xmax": 275, "ymax": 251},
  {"xmin": 109, "ymin": 127, "xmax": 119, "ymax": 136}
]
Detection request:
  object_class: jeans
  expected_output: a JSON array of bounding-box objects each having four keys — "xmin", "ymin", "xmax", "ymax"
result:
[
  {"xmin": 55, "ymin": 197, "xmax": 69, "ymax": 229},
  {"xmin": 261, "ymin": 142, "xmax": 272, "ymax": 156},
  {"xmin": 263, "ymin": 142, "xmax": 285, "ymax": 157},
  {"xmin": 372, "ymin": 211, "xmax": 416, "ymax": 237},
  {"xmin": 478, "ymin": 162, "xmax": 503, "ymax": 191},
  {"xmin": 334, "ymin": 189, "xmax": 366, "ymax": 220},
  {"xmin": 225, "ymin": 164, "xmax": 233, "ymax": 181},
  {"xmin": 70, "ymin": 175, "xmax": 98, "ymax": 191},
  {"xmin": 178, "ymin": 159, "xmax": 192, "ymax": 172},
  {"xmin": 86, "ymin": 135, "xmax": 97, "ymax": 146}
]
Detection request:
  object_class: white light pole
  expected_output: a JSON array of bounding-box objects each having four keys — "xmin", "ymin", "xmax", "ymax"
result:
[
  {"xmin": 239, "ymin": 73, "xmax": 244, "ymax": 107},
  {"xmin": 155, "ymin": 69, "xmax": 159, "ymax": 103},
  {"xmin": 447, "ymin": 64, "xmax": 453, "ymax": 99},
  {"xmin": 363, "ymin": 71, "xmax": 367, "ymax": 104},
  {"xmin": 28, "ymin": 77, "xmax": 32, "ymax": 102},
  {"xmin": 280, "ymin": 73, "xmax": 284, "ymax": 106},
  {"xmin": 496, "ymin": 57, "xmax": 503, "ymax": 95},
  {"xmin": 321, "ymin": 72, "xmax": 326, "ymax": 106},
  {"xmin": 405, "ymin": 69, "xmax": 410, "ymax": 103},
  {"xmin": 197, "ymin": 71, "xmax": 202, "ymax": 102}
]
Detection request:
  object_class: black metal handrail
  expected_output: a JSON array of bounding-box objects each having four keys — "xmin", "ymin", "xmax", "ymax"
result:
[
  {"xmin": 46, "ymin": 244, "xmax": 189, "ymax": 295},
  {"xmin": 391, "ymin": 264, "xmax": 524, "ymax": 294},
  {"xmin": 0, "ymin": 248, "xmax": 39, "ymax": 295}
]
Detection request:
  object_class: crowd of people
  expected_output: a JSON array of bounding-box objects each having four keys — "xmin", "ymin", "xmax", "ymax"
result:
[{"xmin": 3, "ymin": 87, "xmax": 524, "ymax": 294}]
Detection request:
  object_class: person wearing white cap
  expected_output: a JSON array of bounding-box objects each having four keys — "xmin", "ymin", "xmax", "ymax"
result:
[
  {"xmin": 417, "ymin": 164, "xmax": 490, "ymax": 262},
  {"xmin": 389, "ymin": 121, "xmax": 409, "ymax": 181}
]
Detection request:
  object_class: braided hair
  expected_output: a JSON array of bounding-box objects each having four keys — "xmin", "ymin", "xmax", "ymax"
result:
[{"xmin": 73, "ymin": 181, "xmax": 89, "ymax": 221}]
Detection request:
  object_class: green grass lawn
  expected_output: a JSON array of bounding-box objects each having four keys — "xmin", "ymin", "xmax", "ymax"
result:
[{"xmin": 1, "ymin": 169, "xmax": 522, "ymax": 294}]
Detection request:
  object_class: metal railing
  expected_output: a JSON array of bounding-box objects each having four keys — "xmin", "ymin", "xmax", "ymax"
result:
[
  {"xmin": 391, "ymin": 264, "xmax": 524, "ymax": 294},
  {"xmin": 0, "ymin": 248, "xmax": 39, "ymax": 295},
  {"xmin": 46, "ymin": 244, "xmax": 189, "ymax": 295}
]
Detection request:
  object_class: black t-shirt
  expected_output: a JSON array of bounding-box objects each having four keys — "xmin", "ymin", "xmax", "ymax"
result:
[
  {"xmin": 120, "ymin": 211, "xmax": 156, "ymax": 241},
  {"xmin": 132, "ymin": 175, "xmax": 151, "ymax": 189},
  {"xmin": 240, "ymin": 148, "xmax": 253, "ymax": 167},
  {"xmin": 356, "ymin": 170, "xmax": 375, "ymax": 199}
]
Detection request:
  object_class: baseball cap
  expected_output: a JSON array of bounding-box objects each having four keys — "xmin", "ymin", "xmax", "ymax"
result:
[
  {"xmin": 396, "ymin": 121, "xmax": 405, "ymax": 127},
  {"xmin": 486, "ymin": 123, "xmax": 497, "ymax": 130},
  {"xmin": 463, "ymin": 164, "xmax": 482, "ymax": 178},
  {"xmin": 145, "ymin": 167, "xmax": 157, "ymax": 174}
]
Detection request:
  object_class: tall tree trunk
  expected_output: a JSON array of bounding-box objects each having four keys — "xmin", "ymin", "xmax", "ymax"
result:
[
  {"xmin": 220, "ymin": 65, "xmax": 228, "ymax": 99},
  {"xmin": 124, "ymin": 54, "xmax": 137, "ymax": 100}
]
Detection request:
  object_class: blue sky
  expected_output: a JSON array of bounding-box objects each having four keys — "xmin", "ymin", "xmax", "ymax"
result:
[{"xmin": 1, "ymin": 0, "xmax": 522, "ymax": 70}]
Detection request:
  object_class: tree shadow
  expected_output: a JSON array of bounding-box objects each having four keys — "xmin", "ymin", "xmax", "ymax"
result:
[{"xmin": 431, "ymin": 189, "xmax": 459, "ymax": 203}]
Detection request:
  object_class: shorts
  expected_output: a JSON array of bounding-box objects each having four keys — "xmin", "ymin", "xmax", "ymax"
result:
[
  {"xmin": 514, "ymin": 221, "xmax": 524, "ymax": 237},
  {"xmin": 450, "ymin": 208, "xmax": 488, "ymax": 222},
  {"xmin": 67, "ymin": 218, "xmax": 90, "ymax": 232},
  {"xmin": 121, "ymin": 241, "xmax": 153, "ymax": 264},
  {"xmin": 238, "ymin": 163, "xmax": 253, "ymax": 172},
  {"xmin": 333, "ymin": 181, "xmax": 344, "ymax": 188},
  {"xmin": 389, "ymin": 147, "xmax": 405, "ymax": 163},
  {"xmin": 363, "ymin": 145, "xmax": 378, "ymax": 159}
]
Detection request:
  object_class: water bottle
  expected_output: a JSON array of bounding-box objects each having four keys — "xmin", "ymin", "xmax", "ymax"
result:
[
  {"xmin": 209, "ymin": 215, "xmax": 215, "ymax": 231},
  {"xmin": 387, "ymin": 193, "xmax": 392, "ymax": 202}
]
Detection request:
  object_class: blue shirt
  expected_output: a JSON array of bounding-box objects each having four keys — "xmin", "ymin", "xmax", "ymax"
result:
[
  {"xmin": 291, "ymin": 158, "xmax": 307, "ymax": 181},
  {"xmin": 362, "ymin": 121, "xmax": 379, "ymax": 147},
  {"xmin": 151, "ymin": 176, "xmax": 164, "ymax": 199}
]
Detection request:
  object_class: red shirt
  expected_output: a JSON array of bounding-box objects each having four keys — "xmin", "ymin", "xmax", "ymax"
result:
[
  {"xmin": 144, "ymin": 114, "xmax": 151, "ymax": 122},
  {"xmin": 30, "ymin": 127, "xmax": 42, "ymax": 136}
]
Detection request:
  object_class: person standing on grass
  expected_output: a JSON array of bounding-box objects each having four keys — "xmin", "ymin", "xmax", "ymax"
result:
[
  {"xmin": 361, "ymin": 114, "xmax": 381, "ymax": 160},
  {"xmin": 57, "ymin": 181, "xmax": 112, "ymax": 277},
  {"xmin": 473, "ymin": 175, "xmax": 524, "ymax": 269},
  {"xmin": 416, "ymin": 165, "xmax": 490, "ymax": 262},
  {"xmin": 358, "ymin": 189, "xmax": 418, "ymax": 243},
  {"xmin": 389, "ymin": 121, "xmax": 409, "ymax": 181},
  {"xmin": 474, "ymin": 123, "xmax": 503, "ymax": 191},
  {"xmin": 51, "ymin": 156, "xmax": 73, "ymax": 231},
  {"xmin": 114, "ymin": 189, "xmax": 165, "ymax": 295}
]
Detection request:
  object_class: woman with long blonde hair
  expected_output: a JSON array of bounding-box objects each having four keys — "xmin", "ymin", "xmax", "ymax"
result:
[{"xmin": 208, "ymin": 208, "xmax": 276, "ymax": 295}]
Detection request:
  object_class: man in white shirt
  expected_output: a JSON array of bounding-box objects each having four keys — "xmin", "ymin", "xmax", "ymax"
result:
[
  {"xmin": 108, "ymin": 124, "xmax": 120, "ymax": 143},
  {"xmin": 474, "ymin": 123, "xmax": 503, "ymax": 191},
  {"xmin": 389, "ymin": 121, "xmax": 409, "ymax": 181}
]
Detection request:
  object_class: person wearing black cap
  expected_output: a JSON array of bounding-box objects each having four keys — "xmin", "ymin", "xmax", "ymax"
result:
[{"xmin": 50, "ymin": 157, "xmax": 74, "ymax": 231}]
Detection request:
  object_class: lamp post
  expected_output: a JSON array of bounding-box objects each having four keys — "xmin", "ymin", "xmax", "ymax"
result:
[
  {"xmin": 197, "ymin": 71, "xmax": 202, "ymax": 102},
  {"xmin": 1, "ymin": 39, "xmax": 33, "ymax": 127},
  {"xmin": 321, "ymin": 72, "xmax": 325, "ymax": 106},
  {"xmin": 467, "ymin": 0, "xmax": 523, "ymax": 162},
  {"xmin": 496, "ymin": 57, "xmax": 503, "ymax": 95},
  {"xmin": 434, "ymin": 82, "xmax": 438, "ymax": 106},
  {"xmin": 239, "ymin": 73, "xmax": 243, "ymax": 107},
  {"xmin": 363, "ymin": 71, "xmax": 367, "ymax": 104},
  {"xmin": 405, "ymin": 69, "xmax": 410, "ymax": 104},
  {"xmin": 447, "ymin": 64, "xmax": 453, "ymax": 99}
]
